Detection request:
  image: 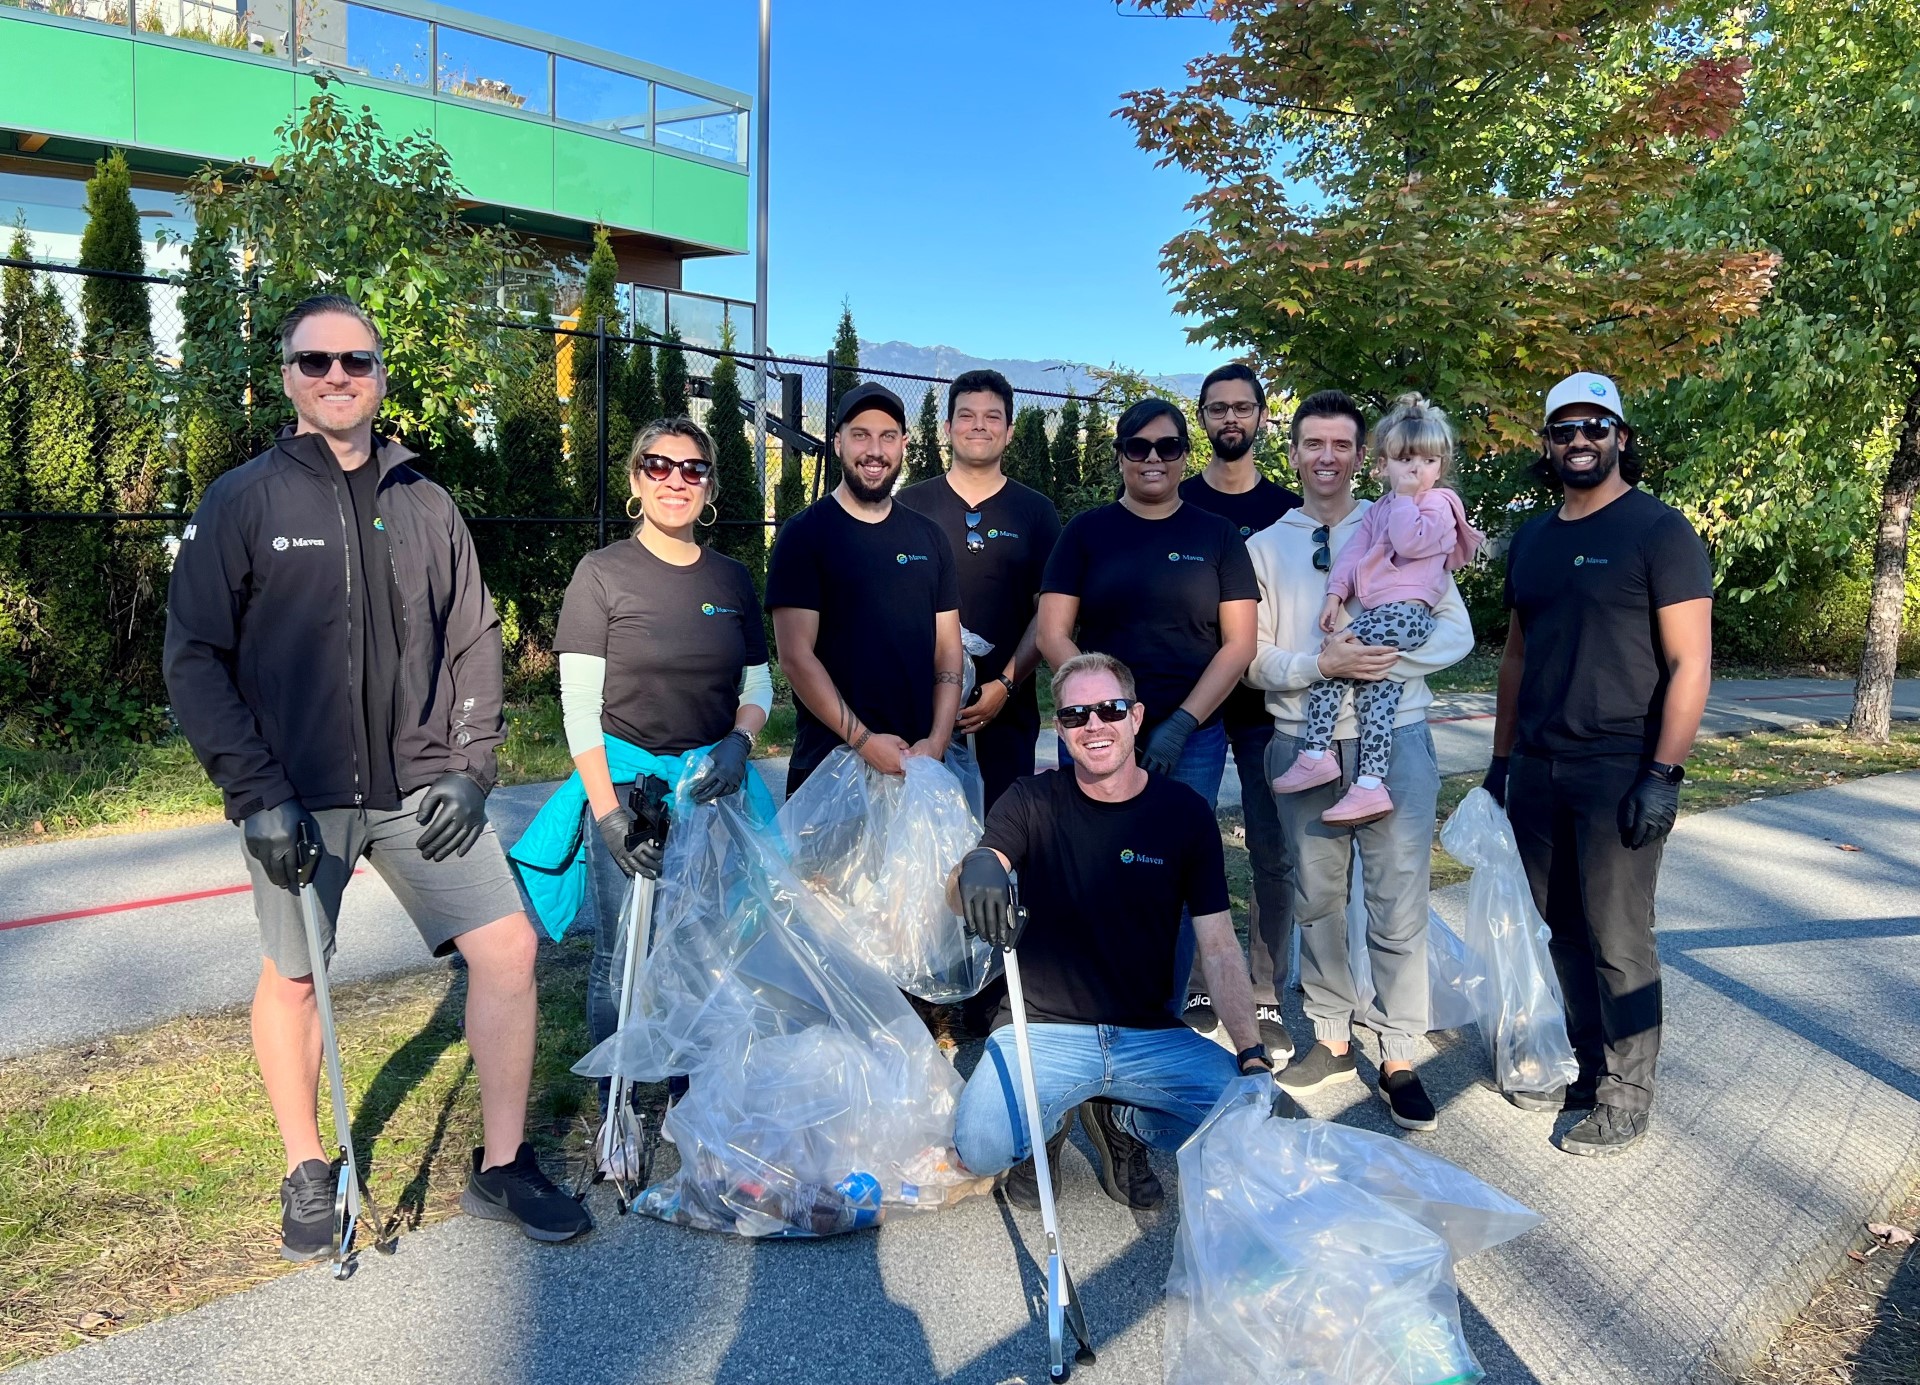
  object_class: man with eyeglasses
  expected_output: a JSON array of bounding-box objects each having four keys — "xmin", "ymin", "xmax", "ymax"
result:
[
  {"xmin": 768, "ymin": 381, "xmax": 966, "ymax": 796},
  {"xmin": 1176, "ymin": 363, "xmax": 1303, "ymax": 1054},
  {"xmin": 165, "ymin": 295, "xmax": 590, "ymax": 1258},
  {"xmin": 899, "ymin": 369, "xmax": 1062, "ymax": 811},
  {"xmin": 947, "ymin": 652, "xmax": 1273, "ymax": 1212},
  {"xmin": 1245, "ymin": 390, "xmax": 1473, "ymax": 1133},
  {"xmin": 1487, "ymin": 372, "xmax": 1713, "ymax": 1156}
]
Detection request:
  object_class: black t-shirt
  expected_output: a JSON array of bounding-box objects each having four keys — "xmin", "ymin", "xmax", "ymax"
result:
[
  {"xmin": 1040, "ymin": 501, "xmax": 1260, "ymax": 732},
  {"xmin": 766, "ymin": 496, "xmax": 961, "ymax": 777},
  {"xmin": 341, "ymin": 459, "xmax": 402, "ymax": 808},
  {"xmin": 1503, "ymin": 486, "xmax": 1714, "ymax": 759},
  {"xmin": 552, "ymin": 540, "xmax": 767, "ymax": 754},
  {"xmin": 896, "ymin": 474, "xmax": 1062, "ymax": 729},
  {"xmin": 981, "ymin": 768, "xmax": 1229, "ymax": 1030},
  {"xmin": 1178, "ymin": 472, "xmax": 1301, "ymax": 733}
]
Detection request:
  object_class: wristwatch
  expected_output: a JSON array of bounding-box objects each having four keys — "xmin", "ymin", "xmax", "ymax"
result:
[
  {"xmin": 1235, "ymin": 1043, "xmax": 1271, "ymax": 1072},
  {"xmin": 993, "ymin": 674, "xmax": 1016, "ymax": 698},
  {"xmin": 1648, "ymin": 761, "xmax": 1686, "ymax": 784}
]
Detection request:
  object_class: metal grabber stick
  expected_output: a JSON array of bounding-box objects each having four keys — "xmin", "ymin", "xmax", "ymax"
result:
[
  {"xmin": 292, "ymin": 822, "xmax": 395, "ymax": 1280},
  {"xmin": 597, "ymin": 774, "xmax": 672, "ymax": 1213},
  {"xmin": 1002, "ymin": 873, "xmax": 1096, "ymax": 1383}
]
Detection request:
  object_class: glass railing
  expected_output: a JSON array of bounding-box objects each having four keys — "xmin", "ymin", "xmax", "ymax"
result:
[{"xmin": 2, "ymin": 0, "xmax": 749, "ymax": 165}]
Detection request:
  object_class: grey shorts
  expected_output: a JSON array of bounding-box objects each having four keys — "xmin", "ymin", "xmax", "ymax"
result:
[{"xmin": 245, "ymin": 786, "xmax": 526, "ymax": 979}]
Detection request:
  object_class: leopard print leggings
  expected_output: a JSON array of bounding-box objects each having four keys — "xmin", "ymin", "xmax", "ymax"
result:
[{"xmin": 1302, "ymin": 599, "xmax": 1438, "ymax": 779}]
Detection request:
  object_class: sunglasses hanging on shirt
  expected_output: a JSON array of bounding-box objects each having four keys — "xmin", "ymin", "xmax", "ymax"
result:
[
  {"xmin": 287, "ymin": 349, "xmax": 380, "ymax": 379},
  {"xmin": 965, "ymin": 511, "xmax": 985, "ymax": 553},
  {"xmin": 1312, "ymin": 525, "xmax": 1331, "ymax": 573},
  {"xmin": 638, "ymin": 453, "xmax": 714, "ymax": 484},
  {"xmin": 1055, "ymin": 698, "xmax": 1137, "ymax": 729}
]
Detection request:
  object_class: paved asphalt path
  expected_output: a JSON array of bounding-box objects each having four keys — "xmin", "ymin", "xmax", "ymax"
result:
[{"xmin": 12, "ymin": 772, "xmax": 1920, "ymax": 1384}]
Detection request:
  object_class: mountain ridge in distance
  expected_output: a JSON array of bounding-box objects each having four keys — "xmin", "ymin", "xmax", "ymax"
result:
[{"xmin": 853, "ymin": 339, "xmax": 1208, "ymax": 403}]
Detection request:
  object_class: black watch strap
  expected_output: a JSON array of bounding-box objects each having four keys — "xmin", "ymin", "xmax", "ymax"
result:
[
  {"xmin": 1649, "ymin": 761, "xmax": 1686, "ymax": 784},
  {"xmin": 1235, "ymin": 1043, "xmax": 1269, "ymax": 1069}
]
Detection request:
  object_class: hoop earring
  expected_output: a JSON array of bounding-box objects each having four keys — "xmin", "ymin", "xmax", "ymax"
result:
[
  {"xmin": 625, "ymin": 495, "xmax": 643, "ymax": 521},
  {"xmin": 698, "ymin": 502, "xmax": 718, "ymax": 528}
]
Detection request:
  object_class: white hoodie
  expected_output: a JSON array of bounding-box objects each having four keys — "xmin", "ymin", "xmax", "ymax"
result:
[{"xmin": 1245, "ymin": 499, "xmax": 1474, "ymax": 740}]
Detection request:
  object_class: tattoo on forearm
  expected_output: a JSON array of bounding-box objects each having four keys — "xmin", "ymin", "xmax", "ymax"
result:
[
  {"xmin": 934, "ymin": 671, "xmax": 962, "ymax": 687},
  {"xmin": 835, "ymin": 691, "xmax": 857, "ymax": 740}
]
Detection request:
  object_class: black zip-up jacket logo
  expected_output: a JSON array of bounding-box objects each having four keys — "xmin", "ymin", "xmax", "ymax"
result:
[{"xmin": 163, "ymin": 430, "xmax": 505, "ymax": 820}]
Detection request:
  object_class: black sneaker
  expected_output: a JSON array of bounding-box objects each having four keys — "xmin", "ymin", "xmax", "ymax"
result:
[
  {"xmin": 1183, "ymin": 992, "xmax": 1219, "ymax": 1035},
  {"xmin": 1079, "ymin": 1101, "xmax": 1165, "ymax": 1210},
  {"xmin": 1559, "ymin": 1104, "xmax": 1649, "ymax": 1157},
  {"xmin": 1255, "ymin": 1005, "xmax": 1295, "ymax": 1060},
  {"xmin": 280, "ymin": 1158, "xmax": 335, "ymax": 1262},
  {"xmin": 1379, "ymin": 1068, "xmax": 1438, "ymax": 1131},
  {"xmin": 1002, "ymin": 1126, "xmax": 1069, "ymax": 1210},
  {"xmin": 1505, "ymin": 1075, "xmax": 1599, "ymax": 1113},
  {"xmin": 462, "ymin": 1143, "xmax": 594, "ymax": 1242},
  {"xmin": 1276, "ymin": 1041, "xmax": 1358, "ymax": 1093}
]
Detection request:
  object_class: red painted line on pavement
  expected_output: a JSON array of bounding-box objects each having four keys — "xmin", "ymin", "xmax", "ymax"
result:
[
  {"xmin": 0, "ymin": 870, "xmax": 365, "ymax": 933},
  {"xmin": 1430, "ymin": 711, "xmax": 1493, "ymax": 724}
]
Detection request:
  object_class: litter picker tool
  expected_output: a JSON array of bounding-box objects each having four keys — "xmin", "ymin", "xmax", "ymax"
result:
[
  {"xmin": 1002, "ymin": 872, "xmax": 1095, "ymax": 1382},
  {"xmin": 292, "ymin": 823, "xmax": 396, "ymax": 1280},
  {"xmin": 596, "ymin": 773, "xmax": 672, "ymax": 1213}
]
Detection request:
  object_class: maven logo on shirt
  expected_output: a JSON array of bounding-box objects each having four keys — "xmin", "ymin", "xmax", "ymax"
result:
[
  {"xmin": 700, "ymin": 602, "xmax": 739, "ymax": 616},
  {"xmin": 1166, "ymin": 552, "xmax": 1203, "ymax": 563},
  {"xmin": 271, "ymin": 536, "xmax": 326, "ymax": 551},
  {"xmin": 896, "ymin": 552, "xmax": 929, "ymax": 564},
  {"xmin": 1118, "ymin": 848, "xmax": 1166, "ymax": 866},
  {"xmin": 1572, "ymin": 555, "xmax": 1610, "ymax": 567}
]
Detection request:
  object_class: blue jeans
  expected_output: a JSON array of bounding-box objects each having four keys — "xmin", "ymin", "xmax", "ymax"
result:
[{"xmin": 952, "ymin": 1021, "xmax": 1241, "ymax": 1176}]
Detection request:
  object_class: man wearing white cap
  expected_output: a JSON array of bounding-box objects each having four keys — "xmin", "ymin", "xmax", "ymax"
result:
[{"xmin": 1486, "ymin": 371, "xmax": 1713, "ymax": 1156}]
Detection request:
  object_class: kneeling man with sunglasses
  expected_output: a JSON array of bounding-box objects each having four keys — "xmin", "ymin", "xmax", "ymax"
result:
[
  {"xmin": 166, "ymin": 295, "xmax": 589, "ymax": 1258},
  {"xmin": 946, "ymin": 652, "xmax": 1273, "ymax": 1212}
]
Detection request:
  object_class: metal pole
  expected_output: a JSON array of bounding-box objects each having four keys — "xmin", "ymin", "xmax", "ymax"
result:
[
  {"xmin": 595, "ymin": 314, "xmax": 609, "ymax": 550},
  {"xmin": 752, "ymin": 0, "xmax": 771, "ymax": 520}
]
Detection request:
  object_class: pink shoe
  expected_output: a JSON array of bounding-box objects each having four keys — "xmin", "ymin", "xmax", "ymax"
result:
[
  {"xmin": 1322, "ymin": 781, "xmax": 1393, "ymax": 826},
  {"xmin": 1271, "ymin": 751, "xmax": 1342, "ymax": 795}
]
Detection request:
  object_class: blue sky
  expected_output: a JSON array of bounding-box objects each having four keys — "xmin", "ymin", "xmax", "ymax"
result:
[{"xmin": 451, "ymin": 0, "xmax": 1231, "ymax": 373}]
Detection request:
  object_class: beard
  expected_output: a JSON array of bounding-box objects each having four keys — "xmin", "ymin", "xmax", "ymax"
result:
[
  {"xmin": 1210, "ymin": 428, "xmax": 1254, "ymax": 462},
  {"xmin": 842, "ymin": 456, "xmax": 900, "ymax": 504},
  {"xmin": 1555, "ymin": 445, "xmax": 1619, "ymax": 490}
]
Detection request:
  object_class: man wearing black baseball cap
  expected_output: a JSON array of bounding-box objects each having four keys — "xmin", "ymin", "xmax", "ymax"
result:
[
  {"xmin": 1487, "ymin": 370, "xmax": 1713, "ymax": 1155},
  {"xmin": 767, "ymin": 381, "xmax": 965, "ymax": 794}
]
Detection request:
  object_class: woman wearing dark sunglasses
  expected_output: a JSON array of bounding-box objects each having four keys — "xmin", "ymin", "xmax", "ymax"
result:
[
  {"xmin": 1037, "ymin": 396, "xmax": 1260, "ymax": 1004},
  {"xmin": 510, "ymin": 417, "xmax": 774, "ymax": 1110}
]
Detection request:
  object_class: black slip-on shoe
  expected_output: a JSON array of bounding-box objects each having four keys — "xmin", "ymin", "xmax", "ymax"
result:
[
  {"xmin": 1505, "ymin": 1076, "xmax": 1598, "ymax": 1113},
  {"xmin": 1255, "ymin": 1005, "xmax": 1295, "ymax": 1061},
  {"xmin": 1001, "ymin": 1127, "xmax": 1069, "ymax": 1210},
  {"xmin": 1379, "ymin": 1068, "xmax": 1438, "ymax": 1131},
  {"xmin": 1276, "ymin": 1041, "xmax": 1358, "ymax": 1093},
  {"xmin": 1182, "ymin": 992, "xmax": 1219, "ymax": 1035},
  {"xmin": 1079, "ymin": 1101, "xmax": 1165, "ymax": 1211},
  {"xmin": 280, "ymin": 1158, "xmax": 335, "ymax": 1262},
  {"xmin": 1558, "ymin": 1104, "xmax": 1649, "ymax": 1157},
  {"xmin": 462, "ymin": 1143, "xmax": 594, "ymax": 1242}
]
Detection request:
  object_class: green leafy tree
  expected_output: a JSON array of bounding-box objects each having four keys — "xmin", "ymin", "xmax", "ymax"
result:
[
  {"xmin": 657, "ymin": 327, "xmax": 691, "ymax": 418},
  {"xmin": 1048, "ymin": 392, "xmax": 1082, "ymax": 507},
  {"xmin": 1646, "ymin": 0, "xmax": 1920, "ymax": 738},
  {"xmin": 708, "ymin": 346, "xmax": 766, "ymax": 581},
  {"xmin": 825, "ymin": 301, "xmax": 859, "ymax": 436},
  {"xmin": 491, "ymin": 292, "xmax": 577, "ymax": 682},
  {"xmin": 907, "ymin": 384, "xmax": 943, "ymax": 484},
  {"xmin": 621, "ymin": 335, "xmax": 660, "ymax": 434},
  {"xmin": 773, "ymin": 434, "xmax": 809, "ymax": 525},
  {"xmin": 1070, "ymin": 395, "xmax": 1114, "ymax": 517},
  {"xmin": 568, "ymin": 226, "xmax": 628, "ymax": 509},
  {"xmin": 1119, "ymin": 0, "xmax": 1778, "ymax": 468},
  {"xmin": 176, "ymin": 217, "xmax": 252, "ymax": 504},
  {"xmin": 78, "ymin": 151, "xmax": 152, "ymax": 361},
  {"xmin": 1006, "ymin": 405, "xmax": 1052, "ymax": 494},
  {"xmin": 0, "ymin": 228, "xmax": 35, "ymax": 705}
]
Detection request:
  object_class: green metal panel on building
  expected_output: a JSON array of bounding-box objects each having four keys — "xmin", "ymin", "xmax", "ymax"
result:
[
  {"xmin": 337, "ymin": 82, "xmax": 438, "ymax": 146},
  {"xmin": 653, "ymin": 153, "xmax": 750, "ymax": 253},
  {"xmin": 0, "ymin": 21, "xmax": 135, "ymax": 146},
  {"xmin": 434, "ymin": 101, "xmax": 552, "ymax": 214},
  {"xmin": 133, "ymin": 45, "xmax": 294, "ymax": 163},
  {"xmin": 553, "ymin": 127, "xmax": 654, "ymax": 238}
]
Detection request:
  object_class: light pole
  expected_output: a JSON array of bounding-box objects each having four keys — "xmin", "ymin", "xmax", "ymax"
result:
[{"xmin": 752, "ymin": 0, "xmax": 771, "ymax": 516}]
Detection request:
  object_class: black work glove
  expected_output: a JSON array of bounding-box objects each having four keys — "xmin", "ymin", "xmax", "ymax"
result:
[
  {"xmin": 633, "ymin": 836, "xmax": 665, "ymax": 881},
  {"xmin": 1618, "ymin": 771, "xmax": 1680, "ymax": 850},
  {"xmin": 243, "ymin": 799, "xmax": 321, "ymax": 892},
  {"xmin": 596, "ymin": 804, "xmax": 641, "ymax": 878},
  {"xmin": 1138, "ymin": 708, "xmax": 1199, "ymax": 777},
  {"xmin": 958, "ymin": 849, "xmax": 1023, "ymax": 950},
  {"xmin": 415, "ymin": 772, "xmax": 487, "ymax": 862},
  {"xmin": 691, "ymin": 730, "xmax": 753, "ymax": 806},
  {"xmin": 1482, "ymin": 755, "xmax": 1509, "ymax": 808}
]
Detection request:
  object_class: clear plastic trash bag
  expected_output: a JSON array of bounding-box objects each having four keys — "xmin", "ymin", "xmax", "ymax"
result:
[
  {"xmin": 1438, "ymin": 788, "xmax": 1580, "ymax": 1095},
  {"xmin": 1165, "ymin": 1078, "xmax": 1539, "ymax": 1385},
  {"xmin": 573, "ymin": 794, "xmax": 991, "ymax": 1235},
  {"xmin": 1343, "ymin": 854, "xmax": 1486, "ymax": 1034},
  {"xmin": 778, "ymin": 746, "xmax": 995, "ymax": 1002}
]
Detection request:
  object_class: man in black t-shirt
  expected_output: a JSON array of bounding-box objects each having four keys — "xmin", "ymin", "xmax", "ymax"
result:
[
  {"xmin": 1488, "ymin": 372, "xmax": 1714, "ymax": 1157},
  {"xmin": 948, "ymin": 653, "xmax": 1274, "ymax": 1212},
  {"xmin": 767, "ymin": 382, "xmax": 965, "ymax": 796},
  {"xmin": 899, "ymin": 369, "xmax": 1062, "ymax": 812},
  {"xmin": 1176, "ymin": 362, "xmax": 1303, "ymax": 1052}
]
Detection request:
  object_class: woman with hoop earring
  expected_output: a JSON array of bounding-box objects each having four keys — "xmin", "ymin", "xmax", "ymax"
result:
[{"xmin": 508, "ymin": 416, "xmax": 774, "ymax": 1112}]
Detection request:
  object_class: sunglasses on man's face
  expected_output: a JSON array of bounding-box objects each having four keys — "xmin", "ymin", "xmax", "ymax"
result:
[
  {"xmin": 1118, "ymin": 436, "xmax": 1190, "ymax": 464},
  {"xmin": 1312, "ymin": 525, "xmax": 1331, "ymax": 573},
  {"xmin": 639, "ymin": 453, "xmax": 713, "ymax": 484},
  {"xmin": 1056, "ymin": 698, "xmax": 1136, "ymax": 729},
  {"xmin": 287, "ymin": 349, "xmax": 380, "ymax": 379},
  {"xmin": 1546, "ymin": 417, "xmax": 1619, "ymax": 446}
]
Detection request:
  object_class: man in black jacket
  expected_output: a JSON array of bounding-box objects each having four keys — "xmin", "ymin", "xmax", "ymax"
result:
[{"xmin": 165, "ymin": 295, "xmax": 589, "ymax": 1256}]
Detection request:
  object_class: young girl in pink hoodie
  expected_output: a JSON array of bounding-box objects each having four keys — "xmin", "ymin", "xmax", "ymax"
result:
[{"xmin": 1272, "ymin": 394, "xmax": 1484, "ymax": 825}]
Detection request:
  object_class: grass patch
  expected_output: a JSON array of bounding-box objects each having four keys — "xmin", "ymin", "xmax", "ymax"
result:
[
  {"xmin": 0, "ymin": 938, "xmax": 602, "ymax": 1369},
  {"xmin": 1426, "ymin": 645, "xmax": 1502, "ymax": 695}
]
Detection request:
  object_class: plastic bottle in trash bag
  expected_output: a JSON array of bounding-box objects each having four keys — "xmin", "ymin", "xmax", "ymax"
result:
[{"xmin": 785, "ymin": 1172, "xmax": 884, "ymax": 1236}]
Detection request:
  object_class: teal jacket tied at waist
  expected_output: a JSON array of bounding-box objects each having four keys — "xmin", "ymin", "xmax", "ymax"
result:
[{"xmin": 507, "ymin": 733, "xmax": 777, "ymax": 941}]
